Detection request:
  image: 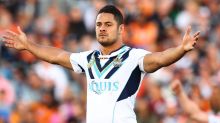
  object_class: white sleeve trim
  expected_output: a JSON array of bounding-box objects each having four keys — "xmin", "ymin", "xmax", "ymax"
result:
[
  {"xmin": 138, "ymin": 56, "xmax": 146, "ymax": 72},
  {"xmin": 137, "ymin": 51, "xmax": 151, "ymax": 72},
  {"xmin": 208, "ymin": 114, "xmax": 220, "ymax": 123},
  {"xmin": 70, "ymin": 53, "xmax": 84, "ymax": 73}
]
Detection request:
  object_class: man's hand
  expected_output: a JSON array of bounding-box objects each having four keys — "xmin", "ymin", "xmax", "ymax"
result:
[
  {"xmin": 171, "ymin": 79, "xmax": 209, "ymax": 123},
  {"xmin": 170, "ymin": 80, "xmax": 183, "ymax": 95},
  {"xmin": 2, "ymin": 26, "xmax": 28, "ymax": 50},
  {"xmin": 1, "ymin": 26, "xmax": 72, "ymax": 69},
  {"xmin": 182, "ymin": 26, "xmax": 200, "ymax": 52}
]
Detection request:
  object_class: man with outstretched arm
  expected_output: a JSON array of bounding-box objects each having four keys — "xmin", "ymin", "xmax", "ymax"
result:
[
  {"xmin": 2, "ymin": 5, "xmax": 200, "ymax": 123},
  {"xmin": 171, "ymin": 80, "xmax": 220, "ymax": 123}
]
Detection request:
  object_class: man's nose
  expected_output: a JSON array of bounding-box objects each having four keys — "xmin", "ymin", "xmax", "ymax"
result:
[{"xmin": 100, "ymin": 25, "xmax": 106, "ymax": 32}]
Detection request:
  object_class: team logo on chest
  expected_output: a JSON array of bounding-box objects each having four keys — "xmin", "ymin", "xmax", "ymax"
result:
[{"xmin": 113, "ymin": 57, "xmax": 122, "ymax": 67}]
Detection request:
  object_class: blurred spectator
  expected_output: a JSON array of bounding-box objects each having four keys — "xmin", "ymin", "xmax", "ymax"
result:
[
  {"xmin": 0, "ymin": 76, "xmax": 15, "ymax": 106},
  {"xmin": 83, "ymin": 0, "xmax": 107, "ymax": 35},
  {"xmin": 124, "ymin": 0, "xmax": 159, "ymax": 50},
  {"xmin": 59, "ymin": 86, "xmax": 85, "ymax": 123},
  {"xmin": 0, "ymin": 76, "xmax": 15, "ymax": 123},
  {"xmin": 33, "ymin": 61, "xmax": 69, "ymax": 101},
  {"xmin": 29, "ymin": 87, "xmax": 61, "ymax": 123},
  {"xmin": 10, "ymin": 102, "xmax": 36, "ymax": 123},
  {"xmin": 68, "ymin": 7, "xmax": 87, "ymax": 40}
]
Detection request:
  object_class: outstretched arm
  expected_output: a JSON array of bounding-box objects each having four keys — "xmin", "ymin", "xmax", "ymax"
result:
[
  {"xmin": 2, "ymin": 27, "xmax": 72, "ymax": 69},
  {"xmin": 143, "ymin": 27, "xmax": 200, "ymax": 73},
  {"xmin": 171, "ymin": 80, "xmax": 208, "ymax": 122}
]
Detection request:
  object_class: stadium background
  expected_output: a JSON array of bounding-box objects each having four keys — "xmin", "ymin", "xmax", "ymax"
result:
[{"xmin": 0, "ymin": 0, "xmax": 220, "ymax": 123}]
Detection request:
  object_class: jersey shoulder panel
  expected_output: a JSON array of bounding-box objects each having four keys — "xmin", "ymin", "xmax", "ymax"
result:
[
  {"xmin": 70, "ymin": 50, "xmax": 94, "ymax": 73},
  {"xmin": 208, "ymin": 115, "xmax": 220, "ymax": 123}
]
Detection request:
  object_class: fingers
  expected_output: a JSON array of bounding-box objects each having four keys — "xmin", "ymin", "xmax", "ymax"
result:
[
  {"xmin": 193, "ymin": 31, "xmax": 200, "ymax": 37},
  {"xmin": 193, "ymin": 31, "xmax": 200, "ymax": 41},
  {"xmin": 17, "ymin": 26, "xmax": 23, "ymax": 35},
  {"xmin": 4, "ymin": 43, "xmax": 15, "ymax": 48},
  {"xmin": 193, "ymin": 41, "xmax": 197, "ymax": 47},
  {"xmin": 2, "ymin": 29, "xmax": 19, "ymax": 42},
  {"xmin": 171, "ymin": 80, "xmax": 179, "ymax": 89},
  {"xmin": 1, "ymin": 32, "xmax": 16, "ymax": 46},
  {"xmin": 0, "ymin": 26, "xmax": 24, "ymax": 49},
  {"xmin": 170, "ymin": 80, "xmax": 183, "ymax": 95},
  {"xmin": 185, "ymin": 26, "xmax": 192, "ymax": 35},
  {"xmin": 194, "ymin": 36, "xmax": 199, "ymax": 42},
  {"xmin": 193, "ymin": 33, "xmax": 200, "ymax": 42},
  {"xmin": 3, "ymin": 38, "xmax": 14, "ymax": 44},
  {"xmin": 5, "ymin": 30, "xmax": 18, "ymax": 37},
  {"xmin": 1, "ymin": 37, "xmax": 14, "ymax": 45},
  {"xmin": 2, "ymin": 38, "xmax": 15, "ymax": 48},
  {"xmin": 173, "ymin": 79, "xmax": 182, "ymax": 88},
  {"xmin": 3, "ymin": 35, "xmax": 14, "ymax": 40},
  {"xmin": 2, "ymin": 33, "xmax": 16, "ymax": 45}
]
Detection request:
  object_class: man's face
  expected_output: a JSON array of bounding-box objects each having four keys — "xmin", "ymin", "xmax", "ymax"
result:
[{"xmin": 96, "ymin": 13, "xmax": 121, "ymax": 47}]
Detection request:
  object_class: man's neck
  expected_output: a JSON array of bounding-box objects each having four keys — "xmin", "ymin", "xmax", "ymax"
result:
[{"xmin": 100, "ymin": 42, "xmax": 124, "ymax": 55}]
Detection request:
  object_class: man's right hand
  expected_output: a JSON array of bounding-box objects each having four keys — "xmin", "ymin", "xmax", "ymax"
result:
[
  {"xmin": 170, "ymin": 79, "xmax": 183, "ymax": 95},
  {"xmin": 2, "ymin": 26, "xmax": 29, "ymax": 50}
]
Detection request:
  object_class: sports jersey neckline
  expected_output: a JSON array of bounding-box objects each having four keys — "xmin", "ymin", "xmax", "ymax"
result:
[{"xmin": 97, "ymin": 45, "xmax": 127, "ymax": 58}]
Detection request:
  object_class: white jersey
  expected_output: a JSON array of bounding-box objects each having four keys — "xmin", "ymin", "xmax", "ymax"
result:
[
  {"xmin": 209, "ymin": 115, "xmax": 220, "ymax": 123},
  {"xmin": 70, "ymin": 45, "xmax": 150, "ymax": 123}
]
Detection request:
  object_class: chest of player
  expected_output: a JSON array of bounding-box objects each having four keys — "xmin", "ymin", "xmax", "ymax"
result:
[{"xmin": 85, "ymin": 49, "xmax": 135, "ymax": 80}]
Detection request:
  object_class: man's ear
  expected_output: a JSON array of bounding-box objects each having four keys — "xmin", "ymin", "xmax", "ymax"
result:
[{"xmin": 118, "ymin": 24, "xmax": 124, "ymax": 35}]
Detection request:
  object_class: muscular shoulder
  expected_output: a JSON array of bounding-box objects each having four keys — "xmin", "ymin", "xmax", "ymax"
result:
[
  {"xmin": 129, "ymin": 48, "xmax": 151, "ymax": 58},
  {"xmin": 70, "ymin": 50, "xmax": 94, "ymax": 59},
  {"xmin": 73, "ymin": 50, "xmax": 94, "ymax": 55}
]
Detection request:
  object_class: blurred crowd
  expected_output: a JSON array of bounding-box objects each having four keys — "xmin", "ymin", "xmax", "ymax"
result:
[{"xmin": 0, "ymin": 0, "xmax": 220, "ymax": 123}]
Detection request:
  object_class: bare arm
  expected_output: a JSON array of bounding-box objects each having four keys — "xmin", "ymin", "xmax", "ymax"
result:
[
  {"xmin": 171, "ymin": 80, "xmax": 208, "ymax": 123},
  {"xmin": 144, "ymin": 27, "xmax": 200, "ymax": 73},
  {"xmin": 178, "ymin": 89, "xmax": 208, "ymax": 122},
  {"xmin": 27, "ymin": 41, "xmax": 72, "ymax": 69},
  {"xmin": 143, "ymin": 45, "xmax": 185, "ymax": 72},
  {"xmin": 2, "ymin": 26, "xmax": 72, "ymax": 69}
]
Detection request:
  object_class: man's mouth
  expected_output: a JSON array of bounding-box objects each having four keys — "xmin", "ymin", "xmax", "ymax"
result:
[{"xmin": 99, "ymin": 34, "xmax": 108, "ymax": 36}]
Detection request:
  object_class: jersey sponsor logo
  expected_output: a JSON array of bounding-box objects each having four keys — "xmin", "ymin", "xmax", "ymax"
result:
[{"xmin": 89, "ymin": 81, "xmax": 119, "ymax": 94}]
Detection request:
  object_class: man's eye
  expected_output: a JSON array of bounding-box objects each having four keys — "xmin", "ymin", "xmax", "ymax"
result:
[{"xmin": 97, "ymin": 23, "xmax": 101, "ymax": 26}]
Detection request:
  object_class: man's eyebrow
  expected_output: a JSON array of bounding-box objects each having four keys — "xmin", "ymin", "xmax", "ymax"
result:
[
  {"xmin": 96, "ymin": 21, "xmax": 113, "ymax": 23},
  {"xmin": 105, "ymin": 22, "xmax": 113, "ymax": 24}
]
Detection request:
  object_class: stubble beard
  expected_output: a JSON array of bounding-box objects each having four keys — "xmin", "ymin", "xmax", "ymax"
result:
[{"xmin": 98, "ymin": 37, "xmax": 117, "ymax": 47}]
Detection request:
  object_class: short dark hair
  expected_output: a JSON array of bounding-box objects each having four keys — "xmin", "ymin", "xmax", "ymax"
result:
[{"xmin": 97, "ymin": 5, "xmax": 124, "ymax": 25}]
